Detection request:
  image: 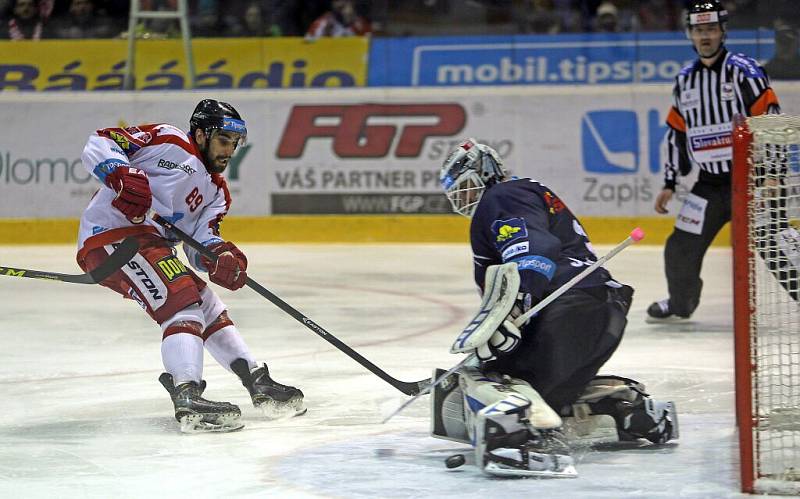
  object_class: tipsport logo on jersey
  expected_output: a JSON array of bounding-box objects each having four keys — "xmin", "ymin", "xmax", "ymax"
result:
[{"xmin": 579, "ymin": 109, "xmax": 668, "ymax": 208}]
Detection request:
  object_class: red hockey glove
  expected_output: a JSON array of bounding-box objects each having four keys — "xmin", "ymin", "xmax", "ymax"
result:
[
  {"xmin": 201, "ymin": 241, "xmax": 248, "ymax": 291},
  {"xmin": 105, "ymin": 167, "xmax": 152, "ymax": 224}
]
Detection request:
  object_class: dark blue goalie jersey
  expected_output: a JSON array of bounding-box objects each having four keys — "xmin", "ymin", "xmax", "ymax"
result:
[{"xmin": 470, "ymin": 178, "xmax": 616, "ymax": 301}]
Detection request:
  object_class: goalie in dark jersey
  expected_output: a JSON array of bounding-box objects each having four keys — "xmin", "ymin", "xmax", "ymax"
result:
[{"xmin": 430, "ymin": 139, "xmax": 678, "ymax": 478}]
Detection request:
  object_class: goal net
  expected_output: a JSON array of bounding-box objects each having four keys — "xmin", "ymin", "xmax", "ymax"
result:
[{"xmin": 733, "ymin": 114, "xmax": 800, "ymax": 495}]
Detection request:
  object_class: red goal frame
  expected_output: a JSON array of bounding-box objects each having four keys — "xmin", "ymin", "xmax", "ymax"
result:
[{"xmin": 731, "ymin": 114, "xmax": 756, "ymax": 493}]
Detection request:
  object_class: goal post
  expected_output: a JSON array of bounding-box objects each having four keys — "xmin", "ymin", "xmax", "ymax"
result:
[{"xmin": 732, "ymin": 114, "xmax": 800, "ymax": 495}]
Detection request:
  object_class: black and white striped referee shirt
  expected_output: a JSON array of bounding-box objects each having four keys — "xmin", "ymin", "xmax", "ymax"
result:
[{"xmin": 663, "ymin": 48, "xmax": 780, "ymax": 190}]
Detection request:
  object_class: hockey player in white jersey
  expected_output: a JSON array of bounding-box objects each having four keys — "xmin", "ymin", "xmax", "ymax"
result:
[
  {"xmin": 431, "ymin": 139, "xmax": 678, "ymax": 477},
  {"xmin": 75, "ymin": 99, "xmax": 304, "ymax": 432}
]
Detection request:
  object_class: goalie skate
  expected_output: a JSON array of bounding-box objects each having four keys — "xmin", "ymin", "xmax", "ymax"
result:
[
  {"xmin": 479, "ymin": 422, "xmax": 577, "ymax": 478},
  {"xmin": 463, "ymin": 367, "xmax": 577, "ymax": 479},
  {"xmin": 230, "ymin": 358, "xmax": 306, "ymax": 419},
  {"xmin": 564, "ymin": 376, "xmax": 679, "ymax": 445},
  {"xmin": 159, "ymin": 373, "xmax": 244, "ymax": 434}
]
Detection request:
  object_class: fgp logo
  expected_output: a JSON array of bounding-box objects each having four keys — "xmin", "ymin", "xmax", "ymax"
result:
[
  {"xmin": 276, "ymin": 103, "xmax": 466, "ymax": 158},
  {"xmin": 581, "ymin": 110, "xmax": 667, "ymax": 174}
]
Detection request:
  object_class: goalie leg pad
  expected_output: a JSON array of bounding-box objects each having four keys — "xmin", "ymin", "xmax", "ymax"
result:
[
  {"xmin": 459, "ymin": 367, "xmax": 563, "ymax": 437},
  {"xmin": 502, "ymin": 376, "xmax": 563, "ymax": 430},
  {"xmin": 431, "ymin": 366, "xmax": 538, "ymax": 444},
  {"xmin": 777, "ymin": 227, "xmax": 800, "ymax": 271},
  {"xmin": 431, "ymin": 368, "xmax": 470, "ymax": 444},
  {"xmin": 455, "ymin": 367, "xmax": 575, "ymax": 478},
  {"xmin": 563, "ymin": 375, "xmax": 679, "ymax": 444}
]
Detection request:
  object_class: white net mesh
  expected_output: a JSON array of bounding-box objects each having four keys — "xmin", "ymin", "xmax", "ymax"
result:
[{"xmin": 746, "ymin": 115, "xmax": 800, "ymax": 493}]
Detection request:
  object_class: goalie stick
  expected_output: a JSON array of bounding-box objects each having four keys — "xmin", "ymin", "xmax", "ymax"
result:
[
  {"xmin": 152, "ymin": 214, "xmax": 430, "ymax": 396},
  {"xmin": 382, "ymin": 227, "xmax": 646, "ymax": 423},
  {"xmin": 0, "ymin": 237, "xmax": 139, "ymax": 285}
]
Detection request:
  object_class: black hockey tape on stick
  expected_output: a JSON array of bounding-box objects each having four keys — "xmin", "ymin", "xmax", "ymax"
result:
[
  {"xmin": 382, "ymin": 228, "xmax": 646, "ymax": 423},
  {"xmin": 152, "ymin": 214, "xmax": 430, "ymax": 396},
  {"xmin": 0, "ymin": 236, "xmax": 139, "ymax": 285}
]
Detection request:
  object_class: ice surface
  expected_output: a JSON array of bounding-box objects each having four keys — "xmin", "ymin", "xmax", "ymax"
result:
[{"xmin": 0, "ymin": 243, "xmax": 764, "ymax": 498}]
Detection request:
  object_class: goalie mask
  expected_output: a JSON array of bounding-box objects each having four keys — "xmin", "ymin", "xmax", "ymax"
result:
[{"xmin": 440, "ymin": 138, "xmax": 508, "ymax": 218}]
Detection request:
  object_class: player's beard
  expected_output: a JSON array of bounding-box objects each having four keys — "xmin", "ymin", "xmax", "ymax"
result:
[
  {"xmin": 200, "ymin": 145, "xmax": 230, "ymax": 174},
  {"xmin": 209, "ymin": 155, "xmax": 230, "ymax": 174}
]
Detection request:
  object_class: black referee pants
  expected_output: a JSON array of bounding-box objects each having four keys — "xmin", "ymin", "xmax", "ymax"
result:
[{"xmin": 664, "ymin": 181, "xmax": 731, "ymax": 317}]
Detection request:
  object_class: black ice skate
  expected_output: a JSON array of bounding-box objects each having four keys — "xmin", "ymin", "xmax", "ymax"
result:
[
  {"xmin": 645, "ymin": 299, "xmax": 690, "ymax": 323},
  {"xmin": 480, "ymin": 421, "xmax": 577, "ymax": 478},
  {"xmin": 230, "ymin": 358, "xmax": 306, "ymax": 419},
  {"xmin": 158, "ymin": 373, "xmax": 243, "ymax": 433},
  {"xmin": 616, "ymin": 399, "xmax": 679, "ymax": 444}
]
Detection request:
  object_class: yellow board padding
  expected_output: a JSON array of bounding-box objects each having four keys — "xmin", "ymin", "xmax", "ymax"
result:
[
  {"xmin": 0, "ymin": 216, "xmax": 730, "ymax": 246},
  {"xmin": 0, "ymin": 218, "xmax": 81, "ymax": 245}
]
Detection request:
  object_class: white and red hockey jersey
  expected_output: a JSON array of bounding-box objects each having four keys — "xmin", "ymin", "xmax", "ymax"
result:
[{"xmin": 77, "ymin": 124, "xmax": 232, "ymax": 271}]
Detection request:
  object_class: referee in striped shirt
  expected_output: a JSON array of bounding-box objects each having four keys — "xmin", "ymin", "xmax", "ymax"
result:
[{"xmin": 647, "ymin": 0, "xmax": 781, "ymax": 322}]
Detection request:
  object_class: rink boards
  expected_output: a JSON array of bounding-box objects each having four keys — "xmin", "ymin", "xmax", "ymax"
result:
[{"xmin": 0, "ymin": 83, "xmax": 798, "ymax": 244}]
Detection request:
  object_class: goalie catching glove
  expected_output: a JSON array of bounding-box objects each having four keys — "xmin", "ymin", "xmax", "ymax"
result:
[
  {"xmin": 200, "ymin": 241, "xmax": 248, "ymax": 290},
  {"xmin": 475, "ymin": 292, "xmax": 534, "ymax": 361},
  {"xmin": 452, "ymin": 262, "xmax": 535, "ymax": 362}
]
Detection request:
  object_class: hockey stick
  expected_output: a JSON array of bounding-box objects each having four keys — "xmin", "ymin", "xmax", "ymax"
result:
[
  {"xmin": 152, "ymin": 214, "xmax": 430, "ymax": 396},
  {"xmin": 382, "ymin": 227, "xmax": 646, "ymax": 423},
  {"xmin": 0, "ymin": 237, "xmax": 139, "ymax": 285}
]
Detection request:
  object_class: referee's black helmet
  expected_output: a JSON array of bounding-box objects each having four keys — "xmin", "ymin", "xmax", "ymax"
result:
[{"xmin": 685, "ymin": 1, "xmax": 728, "ymax": 30}]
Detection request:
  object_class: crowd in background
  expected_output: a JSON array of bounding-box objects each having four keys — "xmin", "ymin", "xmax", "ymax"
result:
[
  {"xmin": 0, "ymin": 0, "xmax": 370, "ymax": 40},
  {"xmin": 1, "ymin": 0, "xmax": 798, "ymax": 41}
]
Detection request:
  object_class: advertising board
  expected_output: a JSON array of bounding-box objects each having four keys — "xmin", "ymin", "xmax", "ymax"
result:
[
  {"xmin": 368, "ymin": 31, "xmax": 775, "ymax": 87},
  {"xmin": 1, "ymin": 83, "xmax": 798, "ymax": 219},
  {"xmin": 0, "ymin": 37, "xmax": 367, "ymax": 91}
]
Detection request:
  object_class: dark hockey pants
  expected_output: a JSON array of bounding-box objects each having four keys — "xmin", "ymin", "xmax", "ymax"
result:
[
  {"xmin": 664, "ymin": 181, "xmax": 731, "ymax": 317},
  {"xmin": 485, "ymin": 284, "xmax": 633, "ymax": 413}
]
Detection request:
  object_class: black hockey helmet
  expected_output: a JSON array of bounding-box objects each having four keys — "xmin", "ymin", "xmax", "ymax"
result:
[
  {"xmin": 685, "ymin": 1, "xmax": 728, "ymax": 30},
  {"xmin": 189, "ymin": 99, "xmax": 247, "ymax": 142},
  {"xmin": 684, "ymin": 0, "xmax": 728, "ymax": 57}
]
